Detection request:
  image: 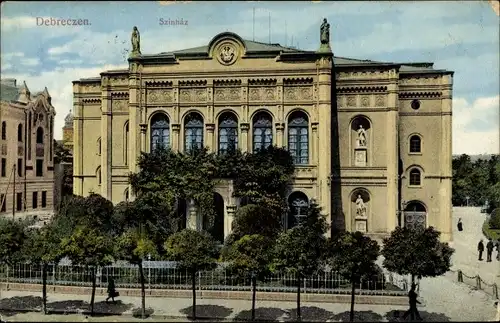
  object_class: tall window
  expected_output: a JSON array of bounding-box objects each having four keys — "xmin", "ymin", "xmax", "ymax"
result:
[
  {"xmin": 17, "ymin": 159, "xmax": 22, "ymax": 177},
  {"xmin": 41, "ymin": 191, "xmax": 47, "ymax": 208},
  {"xmin": 409, "ymin": 135, "xmax": 422, "ymax": 153},
  {"xmin": 36, "ymin": 127, "xmax": 43, "ymax": 144},
  {"xmin": 409, "ymin": 168, "xmax": 421, "ymax": 186},
  {"xmin": 16, "ymin": 192, "xmax": 22, "ymax": 211},
  {"xmin": 252, "ymin": 112, "xmax": 273, "ymax": 152},
  {"xmin": 150, "ymin": 113, "xmax": 170, "ymax": 152},
  {"xmin": 17, "ymin": 124, "xmax": 23, "ymax": 142},
  {"xmin": 32, "ymin": 192, "xmax": 38, "ymax": 209},
  {"xmin": 1, "ymin": 158, "xmax": 6, "ymax": 177},
  {"xmin": 184, "ymin": 112, "xmax": 204, "ymax": 153},
  {"xmin": 36, "ymin": 159, "xmax": 43, "ymax": 177},
  {"xmin": 124, "ymin": 122, "xmax": 129, "ymax": 165},
  {"xmin": 97, "ymin": 137, "xmax": 102, "ymax": 155},
  {"xmin": 288, "ymin": 111, "xmax": 309, "ymax": 165},
  {"xmin": 218, "ymin": 112, "xmax": 238, "ymax": 154},
  {"xmin": 287, "ymin": 191, "xmax": 309, "ymax": 229},
  {"xmin": 1, "ymin": 121, "xmax": 6, "ymax": 140},
  {"xmin": 28, "ymin": 113, "xmax": 32, "ymax": 160},
  {"xmin": 97, "ymin": 167, "xmax": 102, "ymax": 185}
]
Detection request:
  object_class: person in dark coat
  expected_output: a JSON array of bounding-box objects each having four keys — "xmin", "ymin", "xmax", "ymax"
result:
[
  {"xmin": 486, "ymin": 238, "xmax": 495, "ymax": 262},
  {"xmin": 402, "ymin": 283, "xmax": 422, "ymax": 321},
  {"xmin": 496, "ymin": 241, "xmax": 500, "ymax": 261},
  {"xmin": 106, "ymin": 277, "xmax": 117, "ymax": 303},
  {"xmin": 478, "ymin": 239, "xmax": 485, "ymax": 261},
  {"xmin": 457, "ymin": 218, "xmax": 463, "ymax": 231}
]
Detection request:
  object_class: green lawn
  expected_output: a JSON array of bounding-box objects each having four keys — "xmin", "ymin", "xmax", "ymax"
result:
[{"xmin": 482, "ymin": 219, "xmax": 500, "ymax": 241}]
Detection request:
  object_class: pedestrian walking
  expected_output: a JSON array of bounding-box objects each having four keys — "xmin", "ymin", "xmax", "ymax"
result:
[
  {"xmin": 457, "ymin": 218, "xmax": 463, "ymax": 232},
  {"xmin": 402, "ymin": 283, "xmax": 422, "ymax": 321},
  {"xmin": 496, "ymin": 241, "xmax": 500, "ymax": 261},
  {"xmin": 486, "ymin": 239, "xmax": 494, "ymax": 262},
  {"xmin": 478, "ymin": 239, "xmax": 485, "ymax": 261},
  {"xmin": 106, "ymin": 277, "xmax": 118, "ymax": 303}
]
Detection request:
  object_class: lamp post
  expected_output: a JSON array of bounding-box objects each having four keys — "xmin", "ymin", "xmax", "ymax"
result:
[{"xmin": 147, "ymin": 253, "xmax": 151, "ymax": 291}]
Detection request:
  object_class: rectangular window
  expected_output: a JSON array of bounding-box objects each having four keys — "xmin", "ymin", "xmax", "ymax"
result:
[
  {"xmin": 36, "ymin": 159, "xmax": 43, "ymax": 177},
  {"xmin": 1, "ymin": 158, "xmax": 6, "ymax": 177},
  {"xmin": 41, "ymin": 191, "xmax": 47, "ymax": 208},
  {"xmin": 17, "ymin": 158, "xmax": 23, "ymax": 177},
  {"xmin": 32, "ymin": 192, "xmax": 38, "ymax": 209},
  {"xmin": 16, "ymin": 192, "xmax": 22, "ymax": 211},
  {"xmin": 0, "ymin": 194, "xmax": 5, "ymax": 212}
]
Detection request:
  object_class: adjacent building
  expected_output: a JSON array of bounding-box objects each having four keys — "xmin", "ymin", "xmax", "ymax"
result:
[
  {"xmin": 0, "ymin": 78, "xmax": 56, "ymax": 222},
  {"xmin": 72, "ymin": 22, "xmax": 453, "ymax": 242}
]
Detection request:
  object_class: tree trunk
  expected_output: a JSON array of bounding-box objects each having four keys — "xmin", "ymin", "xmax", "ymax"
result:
[
  {"xmin": 350, "ymin": 277, "xmax": 356, "ymax": 322},
  {"xmin": 90, "ymin": 267, "xmax": 97, "ymax": 316},
  {"xmin": 297, "ymin": 274, "xmax": 302, "ymax": 321},
  {"xmin": 411, "ymin": 274, "xmax": 415, "ymax": 287},
  {"xmin": 138, "ymin": 261, "xmax": 146, "ymax": 319},
  {"xmin": 191, "ymin": 270, "xmax": 197, "ymax": 320},
  {"xmin": 251, "ymin": 273, "xmax": 257, "ymax": 321},
  {"xmin": 42, "ymin": 263, "xmax": 47, "ymax": 315}
]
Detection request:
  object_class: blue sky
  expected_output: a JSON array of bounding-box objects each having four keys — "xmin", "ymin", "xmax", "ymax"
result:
[{"xmin": 1, "ymin": 0, "xmax": 499, "ymax": 154}]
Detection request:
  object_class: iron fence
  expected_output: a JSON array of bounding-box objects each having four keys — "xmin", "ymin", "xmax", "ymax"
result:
[
  {"xmin": 0, "ymin": 262, "xmax": 406, "ymax": 295},
  {"xmin": 455, "ymin": 269, "xmax": 499, "ymax": 299}
]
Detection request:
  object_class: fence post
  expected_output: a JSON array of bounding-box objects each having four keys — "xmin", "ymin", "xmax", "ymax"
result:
[
  {"xmin": 493, "ymin": 283, "xmax": 498, "ymax": 299},
  {"xmin": 52, "ymin": 265, "xmax": 56, "ymax": 286},
  {"xmin": 457, "ymin": 270, "xmax": 463, "ymax": 283},
  {"xmin": 476, "ymin": 276, "xmax": 482, "ymax": 290}
]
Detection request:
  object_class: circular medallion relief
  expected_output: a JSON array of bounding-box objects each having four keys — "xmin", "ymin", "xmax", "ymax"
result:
[{"xmin": 216, "ymin": 42, "xmax": 238, "ymax": 66}]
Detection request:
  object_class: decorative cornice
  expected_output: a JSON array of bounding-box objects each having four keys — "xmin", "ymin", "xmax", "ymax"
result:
[
  {"xmin": 213, "ymin": 79, "xmax": 242, "ymax": 87},
  {"xmin": 145, "ymin": 80, "xmax": 173, "ymax": 87},
  {"xmin": 399, "ymin": 112, "xmax": 452, "ymax": 117},
  {"xmin": 82, "ymin": 98, "xmax": 101, "ymax": 104},
  {"xmin": 111, "ymin": 92, "xmax": 129, "ymax": 98},
  {"xmin": 283, "ymin": 77, "xmax": 314, "ymax": 85},
  {"xmin": 399, "ymin": 91, "xmax": 441, "ymax": 98},
  {"xmin": 337, "ymin": 86, "xmax": 387, "ymax": 93},
  {"xmin": 248, "ymin": 78, "xmax": 277, "ymax": 86},
  {"xmin": 179, "ymin": 80, "xmax": 207, "ymax": 87}
]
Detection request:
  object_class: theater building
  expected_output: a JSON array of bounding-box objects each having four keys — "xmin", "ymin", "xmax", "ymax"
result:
[{"xmin": 72, "ymin": 21, "xmax": 453, "ymax": 242}]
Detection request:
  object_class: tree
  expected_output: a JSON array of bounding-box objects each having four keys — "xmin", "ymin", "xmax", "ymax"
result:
[
  {"xmin": 53, "ymin": 139, "xmax": 72, "ymax": 164},
  {"xmin": 0, "ymin": 217, "xmax": 28, "ymax": 266},
  {"xmin": 489, "ymin": 208, "xmax": 500, "ymax": 230},
  {"xmin": 165, "ymin": 229, "xmax": 219, "ymax": 320},
  {"xmin": 272, "ymin": 203, "xmax": 329, "ymax": 321},
  {"xmin": 60, "ymin": 227, "xmax": 115, "ymax": 316},
  {"xmin": 327, "ymin": 232, "xmax": 380, "ymax": 322},
  {"xmin": 381, "ymin": 226, "xmax": 454, "ymax": 285},
  {"xmin": 220, "ymin": 234, "xmax": 273, "ymax": 321}
]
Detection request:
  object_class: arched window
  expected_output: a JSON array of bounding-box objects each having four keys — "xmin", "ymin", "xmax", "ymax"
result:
[
  {"xmin": 150, "ymin": 113, "xmax": 170, "ymax": 152},
  {"xmin": 17, "ymin": 124, "xmax": 23, "ymax": 142},
  {"xmin": 288, "ymin": 111, "xmax": 309, "ymax": 165},
  {"xmin": 252, "ymin": 112, "xmax": 272, "ymax": 152},
  {"xmin": 287, "ymin": 191, "xmax": 309, "ymax": 229},
  {"xmin": 409, "ymin": 168, "xmax": 421, "ymax": 186},
  {"xmin": 184, "ymin": 112, "xmax": 204, "ymax": 153},
  {"xmin": 36, "ymin": 127, "xmax": 43, "ymax": 144},
  {"xmin": 124, "ymin": 188, "xmax": 129, "ymax": 201},
  {"xmin": 97, "ymin": 137, "xmax": 102, "ymax": 155},
  {"xmin": 409, "ymin": 135, "xmax": 421, "ymax": 153},
  {"xmin": 97, "ymin": 167, "xmax": 102, "ymax": 185},
  {"xmin": 1, "ymin": 122, "xmax": 6, "ymax": 140},
  {"xmin": 124, "ymin": 122, "xmax": 129, "ymax": 165},
  {"xmin": 218, "ymin": 112, "xmax": 238, "ymax": 154}
]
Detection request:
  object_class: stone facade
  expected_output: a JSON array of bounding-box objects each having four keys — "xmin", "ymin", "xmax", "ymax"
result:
[
  {"xmin": 72, "ymin": 27, "xmax": 453, "ymax": 241},
  {"xmin": 62, "ymin": 110, "xmax": 74, "ymax": 153},
  {"xmin": 0, "ymin": 79, "xmax": 56, "ymax": 222}
]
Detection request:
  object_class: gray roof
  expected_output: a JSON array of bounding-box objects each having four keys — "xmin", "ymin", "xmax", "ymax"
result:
[{"xmin": 0, "ymin": 82, "xmax": 21, "ymax": 102}]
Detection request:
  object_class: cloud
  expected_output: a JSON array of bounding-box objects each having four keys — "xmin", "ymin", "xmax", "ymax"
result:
[
  {"xmin": 20, "ymin": 57, "xmax": 40, "ymax": 66},
  {"xmin": 453, "ymin": 95, "xmax": 500, "ymax": 154},
  {"xmin": 2, "ymin": 52, "xmax": 25, "ymax": 59},
  {"xmin": 0, "ymin": 16, "xmax": 37, "ymax": 30}
]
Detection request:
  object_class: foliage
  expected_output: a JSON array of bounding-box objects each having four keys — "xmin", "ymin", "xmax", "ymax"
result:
[
  {"xmin": 483, "ymin": 218, "xmax": 500, "ymax": 241},
  {"xmin": 22, "ymin": 221, "xmax": 65, "ymax": 265},
  {"xmin": 452, "ymin": 154, "xmax": 500, "ymax": 210},
  {"xmin": 381, "ymin": 226, "xmax": 454, "ymax": 281},
  {"xmin": 165, "ymin": 229, "xmax": 219, "ymax": 273},
  {"xmin": 327, "ymin": 231, "xmax": 380, "ymax": 282},
  {"xmin": 116, "ymin": 228, "xmax": 158, "ymax": 265},
  {"xmin": 0, "ymin": 217, "xmax": 29, "ymax": 265},
  {"xmin": 53, "ymin": 139, "xmax": 72, "ymax": 164},
  {"xmin": 226, "ymin": 204, "xmax": 282, "ymax": 245},
  {"xmin": 272, "ymin": 202, "xmax": 329, "ymax": 276},
  {"xmin": 489, "ymin": 208, "xmax": 500, "ymax": 230}
]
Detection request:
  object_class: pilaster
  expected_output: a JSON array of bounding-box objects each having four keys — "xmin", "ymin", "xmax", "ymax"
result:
[
  {"xmin": 101, "ymin": 78, "xmax": 112, "ymax": 200},
  {"xmin": 440, "ymin": 73, "xmax": 453, "ymax": 242},
  {"xmin": 206, "ymin": 123, "xmax": 215, "ymax": 152},
  {"xmin": 128, "ymin": 62, "xmax": 140, "ymax": 176},
  {"xmin": 386, "ymin": 69, "xmax": 399, "ymax": 232},
  {"xmin": 172, "ymin": 124, "xmax": 180, "ymax": 151},
  {"xmin": 140, "ymin": 123, "xmax": 147, "ymax": 152},
  {"xmin": 240, "ymin": 123, "xmax": 249, "ymax": 152},
  {"xmin": 72, "ymin": 84, "xmax": 84, "ymax": 196},
  {"xmin": 275, "ymin": 122, "xmax": 284, "ymax": 147},
  {"xmin": 226, "ymin": 205, "xmax": 237, "ymax": 238}
]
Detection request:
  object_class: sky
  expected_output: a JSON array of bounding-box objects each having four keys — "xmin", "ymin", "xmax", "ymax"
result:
[{"xmin": 1, "ymin": 0, "xmax": 499, "ymax": 155}]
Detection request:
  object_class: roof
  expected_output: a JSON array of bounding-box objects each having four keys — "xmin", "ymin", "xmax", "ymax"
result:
[{"xmin": 0, "ymin": 79, "xmax": 47, "ymax": 103}]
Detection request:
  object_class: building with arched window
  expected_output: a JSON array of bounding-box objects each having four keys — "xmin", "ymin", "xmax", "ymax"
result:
[
  {"xmin": 0, "ymin": 78, "xmax": 56, "ymax": 222},
  {"xmin": 72, "ymin": 21, "xmax": 453, "ymax": 242}
]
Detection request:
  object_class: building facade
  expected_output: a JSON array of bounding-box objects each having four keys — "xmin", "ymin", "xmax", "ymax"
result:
[
  {"xmin": 0, "ymin": 79, "xmax": 56, "ymax": 222},
  {"xmin": 72, "ymin": 23, "xmax": 453, "ymax": 241}
]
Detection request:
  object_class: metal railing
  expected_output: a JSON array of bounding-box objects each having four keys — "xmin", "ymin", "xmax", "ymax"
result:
[
  {"xmin": 454, "ymin": 269, "xmax": 499, "ymax": 300},
  {"xmin": 0, "ymin": 262, "xmax": 406, "ymax": 296}
]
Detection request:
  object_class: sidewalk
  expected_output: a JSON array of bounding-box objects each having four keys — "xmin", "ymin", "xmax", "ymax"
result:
[{"xmin": 0, "ymin": 289, "xmax": 497, "ymax": 322}]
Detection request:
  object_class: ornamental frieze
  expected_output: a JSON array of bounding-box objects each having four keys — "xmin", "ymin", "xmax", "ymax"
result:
[
  {"xmin": 360, "ymin": 95, "xmax": 370, "ymax": 107},
  {"xmin": 346, "ymin": 95, "xmax": 356, "ymax": 107},
  {"xmin": 399, "ymin": 76, "xmax": 439, "ymax": 85},
  {"xmin": 248, "ymin": 87, "xmax": 275, "ymax": 101},
  {"xmin": 284, "ymin": 86, "xmax": 313, "ymax": 101},
  {"xmin": 112, "ymin": 99, "xmax": 128, "ymax": 112},
  {"xmin": 110, "ymin": 77, "xmax": 128, "ymax": 86},
  {"xmin": 214, "ymin": 87, "xmax": 241, "ymax": 101},
  {"xmin": 147, "ymin": 89, "xmax": 173, "ymax": 104},
  {"xmin": 82, "ymin": 84, "xmax": 100, "ymax": 93},
  {"xmin": 375, "ymin": 95, "xmax": 386, "ymax": 107},
  {"xmin": 180, "ymin": 88, "xmax": 207, "ymax": 102}
]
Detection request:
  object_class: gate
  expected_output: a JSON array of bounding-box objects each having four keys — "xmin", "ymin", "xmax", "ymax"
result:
[{"xmin": 404, "ymin": 211, "xmax": 426, "ymax": 229}]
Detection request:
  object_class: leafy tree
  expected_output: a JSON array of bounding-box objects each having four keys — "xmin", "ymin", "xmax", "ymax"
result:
[
  {"xmin": 60, "ymin": 226, "xmax": 115, "ymax": 316},
  {"xmin": 220, "ymin": 234, "xmax": 273, "ymax": 321},
  {"xmin": 53, "ymin": 139, "xmax": 72, "ymax": 164},
  {"xmin": 327, "ymin": 232, "xmax": 380, "ymax": 322},
  {"xmin": 489, "ymin": 208, "xmax": 500, "ymax": 230},
  {"xmin": 272, "ymin": 203, "xmax": 329, "ymax": 321},
  {"xmin": 0, "ymin": 217, "xmax": 28, "ymax": 266},
  {"xmin": 165, "ymin": 229, "xmax": 219, "ymax": 320},
  {"xmin": 381, "ymin": 226, "xmax": 454, "ymax": 285}
]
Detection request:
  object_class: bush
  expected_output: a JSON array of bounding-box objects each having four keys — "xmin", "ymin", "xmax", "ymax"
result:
[{"xmin": 489, "ymin": 208, "xmax": 500, "ymax": 230}]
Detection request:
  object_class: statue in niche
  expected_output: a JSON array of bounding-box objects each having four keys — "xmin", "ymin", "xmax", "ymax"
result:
[
  {"xmin": 356, "ymin": 125, "xmax": 367, "ymax": 148},
  {"xmin": 131, "ymin": 26, "xmax": 141, "ymax": 56},
  {"xmin": 355, "ymin": 194, "xmax": 367, "ymax": 217},
  {"xmin": 320, "ymin": 18, "xmax": 330, "ymax": 45}
]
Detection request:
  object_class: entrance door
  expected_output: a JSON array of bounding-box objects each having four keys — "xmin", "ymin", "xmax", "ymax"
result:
[{"xmin": 404, "ymin": 201, "xmax": 427, "ymax": 229}]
